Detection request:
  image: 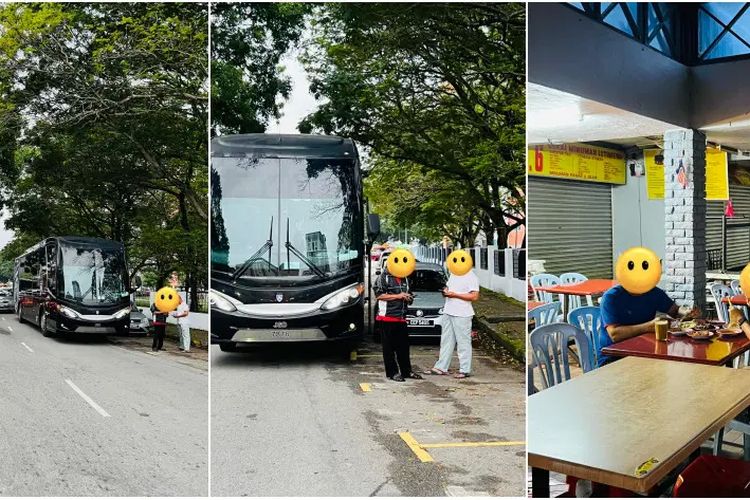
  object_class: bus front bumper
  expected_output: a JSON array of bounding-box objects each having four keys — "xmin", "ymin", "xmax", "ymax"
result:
[{"xmin": 211, "ymin": 303, "xmax": 363, "ymax": 344}]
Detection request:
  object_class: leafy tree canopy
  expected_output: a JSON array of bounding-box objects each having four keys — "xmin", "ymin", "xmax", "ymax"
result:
[
  {"xmin": 0, "ymin": 2, "xmax": 208, "ymax": 305},
  {"xmin": 300, "ymin": 3, "xmax": 525, "ymax": 244}
]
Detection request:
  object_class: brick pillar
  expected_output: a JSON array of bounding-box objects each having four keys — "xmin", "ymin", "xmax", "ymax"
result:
[{"xmin": 663, "ymin": 129, "xmax": 707, "ymax": 310}]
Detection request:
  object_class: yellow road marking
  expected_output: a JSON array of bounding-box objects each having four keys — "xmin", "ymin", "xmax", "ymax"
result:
[
  {"xmin": 398, "ymin": 432, "xmax": 434, "ymax": 462},
  {"xmin": 423, "ymin": 441, "xmax": 525, "ymax": 448},
  {"xmin": 399, "ymin": 432, "xmax": 525, "ymax": 462},
  {"xmin": 359, "ymin": 383, "xmax": 372, "ymax": 392}
]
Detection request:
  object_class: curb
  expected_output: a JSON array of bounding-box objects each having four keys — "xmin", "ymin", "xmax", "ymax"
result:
[{"xmin": 474, "ymin": 316, "xmax": 525, "ymax": 363}]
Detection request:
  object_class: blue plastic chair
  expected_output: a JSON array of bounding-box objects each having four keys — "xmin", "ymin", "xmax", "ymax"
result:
[
  {"xmin": 560, "ymin": 272, "xmax": 593, "ymax": 309},
  {"xmin": 710, "ymin": 283, "xmax": 733, "ymax": 323},
  {"xmin": 530, "ymin": 273, "xmax": 561, "ymax": 304},
  {"xmin": 529, "ymin": 323, "xmax": 593, "ymax": 390},
  {"xmin": 528, "ymin": 301, "xmax": 562, "ymax": 328},
  {"xmin": 731, "ymin": 279, "xmax": 741, "ymax": 295},
  {"xmin": 567, "ymin": 306, "xmax": 603, "ymax": 369}
]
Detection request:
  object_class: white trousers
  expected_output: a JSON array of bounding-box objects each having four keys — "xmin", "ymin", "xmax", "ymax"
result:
[{"xmin": 433, "ymin": 314, "xmax": 473, "ymax": 374}]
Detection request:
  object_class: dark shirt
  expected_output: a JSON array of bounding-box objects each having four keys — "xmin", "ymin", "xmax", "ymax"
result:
[{"xmin": 373, "ymin": 271, "xmax": 410, "ymax": 321}]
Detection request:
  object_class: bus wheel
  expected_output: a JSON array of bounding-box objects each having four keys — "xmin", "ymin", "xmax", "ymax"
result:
[
  {"xmin": 40, "ymin": 313, "xmax": 52, "ymax": 337},
  {"xmin": 219, "ymin": 342, "xmax": 238, "ymax": 352},
  {"xmin": 16, "ymin": 306, "xmax": 24, "ymax": 324}
]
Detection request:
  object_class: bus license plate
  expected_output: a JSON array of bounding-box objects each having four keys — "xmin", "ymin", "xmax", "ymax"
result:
[{"xmin": 408, "ymin": 319, "xmax": 433, "ymax": 327}]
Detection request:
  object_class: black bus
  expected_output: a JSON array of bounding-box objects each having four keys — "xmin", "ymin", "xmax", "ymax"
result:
[
  {"xmin": 14, "ymin": 236, "xmax": 139, "ymax": 336},
  {"xmin": 210, "ymin": 134, "xmax": 379, "ymax": 351}
]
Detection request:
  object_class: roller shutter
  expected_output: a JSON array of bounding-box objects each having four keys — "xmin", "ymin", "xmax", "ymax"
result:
[
  {"xmin": 528, "ymin": 176, "xmax": 613, "ymax": 278},
  {"xmin": 706, "ymin": 184, "xmax": 750, "ymax": 270}
]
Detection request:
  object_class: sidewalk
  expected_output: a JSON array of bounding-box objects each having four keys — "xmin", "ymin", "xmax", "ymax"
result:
[{"xmin": 472, "ymin": 287, "xmax": 525, "ymax": 364}]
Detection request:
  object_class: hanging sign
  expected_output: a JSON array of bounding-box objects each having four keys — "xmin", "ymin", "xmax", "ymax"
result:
[{"xmin": 528, "ymin": 144, "xmax": 626, "ymax": 184}]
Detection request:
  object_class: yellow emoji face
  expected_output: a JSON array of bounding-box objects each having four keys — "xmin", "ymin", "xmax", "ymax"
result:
[
  {"xmin": 446, "ymin": 250, "xmax": 473, "ymax": 276},
  {"xmin": 155, "ymin": 286, "xmax": 180, "ymax": 313},
  {"xmin": 740, "ymin": 262, "xmax": 750, "ymax": 298},
  {"xmin": 387, "ymin": 248, "xmax": 416, "ymax": 278},
  {"xmin": 615, "ymin": 247, "xmax": 661, "ymax": 295}
]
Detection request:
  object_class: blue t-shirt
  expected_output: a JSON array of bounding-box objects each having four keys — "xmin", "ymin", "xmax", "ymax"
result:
[{"xmin": 597, "ymin": 285, "xmax": 675, "ymax": 366}]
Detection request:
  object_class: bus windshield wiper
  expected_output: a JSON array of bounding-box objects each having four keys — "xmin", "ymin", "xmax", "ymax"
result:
[
  {"xmin": 232, "ymin": 217, "xmax": 275, "ymax": 280},
  {"xmin": 285, "ymin": 218, "xmax": 327, "ymax": 278}
]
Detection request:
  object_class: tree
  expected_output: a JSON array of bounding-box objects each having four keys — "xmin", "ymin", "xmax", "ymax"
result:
[
  {"xmin": 0, "ymin": 3, "xmax": 208, "ymax": 309},
  {"xmin": 211, "ymin": 2, "xmax": 310, "ymax": 135},
  {"xmin": 300, "ymin": 3, "xmax": 525, "ymax": 243}
]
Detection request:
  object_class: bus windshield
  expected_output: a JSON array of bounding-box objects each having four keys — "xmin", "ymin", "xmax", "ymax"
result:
[
  {"xmin": 211, "ymin": 156, "xmax": 363, "ymax": 283},
  {"xmin": 59, "ymin": 244, "xmax": 128, "ymax": 306}
]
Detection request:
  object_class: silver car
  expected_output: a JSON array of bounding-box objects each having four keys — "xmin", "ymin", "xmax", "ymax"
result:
[
  {"xmin": 0, "ymin": 289, "xmax": 13, "ymax": 312},
  {"xmin": 405, "ymin": 263, "xmax": 447, "ymax": 338}
]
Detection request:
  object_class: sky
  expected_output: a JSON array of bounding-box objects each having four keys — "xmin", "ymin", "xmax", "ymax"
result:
[{"xmin": 267, "ymin": 49, "xmax": 317, "ymax": 135}]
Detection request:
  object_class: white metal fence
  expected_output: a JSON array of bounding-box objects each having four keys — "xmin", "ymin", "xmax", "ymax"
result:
[{"xmin": 414, "ymin": 245, "xmax": 526, "ymax": 302}]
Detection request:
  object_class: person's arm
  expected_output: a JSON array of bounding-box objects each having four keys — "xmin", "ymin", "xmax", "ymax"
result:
[
  {"xmin": 376, "ymin": 292, "xmax": 409, "ymax": 302},
  {"xmin": 606, "ymin": 321, "xmax": 657, "ymax": 343},
  {"xmin": 444, "ymin": 289, "xmax": 479, "ymax": 302},
  {"xmin": 728, "ymin": 306, "xmax": 750, "ymax": 340}
]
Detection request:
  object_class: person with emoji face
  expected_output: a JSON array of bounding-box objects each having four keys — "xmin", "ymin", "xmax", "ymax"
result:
[
  {"xmin": 427, "ymin": 249, "xmax": 480, "ymax": 378},
  {"xmin": 599, "ymin": 247, "xmax": 697, "ymax": 366},
  {"xmin": 373, "ymin": 248, "xmax": 423, "ymax": 382},
  {"xmin": 727, "ymin": 262, "xmax": 750, "ymax": 341}
]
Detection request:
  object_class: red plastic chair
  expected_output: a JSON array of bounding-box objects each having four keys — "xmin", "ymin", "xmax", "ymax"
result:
[{"xmin": 674, "ymin": 455, "xmax": 750, "ymax": 497}]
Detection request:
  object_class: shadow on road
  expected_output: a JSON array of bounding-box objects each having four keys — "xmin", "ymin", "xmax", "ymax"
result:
[{"xmin": 212, "ymin": 336, "xmax": 441, "ymax": 368}]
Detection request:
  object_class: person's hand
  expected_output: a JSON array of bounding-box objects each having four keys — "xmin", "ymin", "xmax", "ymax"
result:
[{"xmin": 729, "ymin": 305, "xmax": 746, "ymax": 326}]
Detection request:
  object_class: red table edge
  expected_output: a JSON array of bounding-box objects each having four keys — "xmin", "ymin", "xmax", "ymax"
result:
[
  {"xmin": 534, "ymin": 280, "xmax": 617, "ymax": 297},
  {"xmin": 601, "ymin": 334, "xmax": 750, "ymax": 366}
]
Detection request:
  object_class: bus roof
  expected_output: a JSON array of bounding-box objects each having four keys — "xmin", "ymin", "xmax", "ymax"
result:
[
  {"xmin": 212, "ymin": 134, "xmax": 357, "ymax": 159},
  {"xmin": 17, "ymin": 236, "xmax": 124, "ymax": 259}
]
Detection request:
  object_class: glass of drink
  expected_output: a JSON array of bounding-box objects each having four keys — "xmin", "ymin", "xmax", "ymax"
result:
[{"xmin": 655, "ymin": 319, "xmax": 668, "ymax": 341}]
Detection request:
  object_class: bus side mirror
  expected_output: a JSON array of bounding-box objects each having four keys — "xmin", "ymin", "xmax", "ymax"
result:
[{"xmin": 367, "ymin": 214, "xmax": 381, "ymax": 240}]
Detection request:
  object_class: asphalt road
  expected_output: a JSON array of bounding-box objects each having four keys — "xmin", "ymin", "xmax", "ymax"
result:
[
  {"xmin": 211, "ymin": 337, "xmax": 525, "ymax": 496},
  {"xmin": 0, "ymin": 313, "xmax": 208, "ymax": 496}
]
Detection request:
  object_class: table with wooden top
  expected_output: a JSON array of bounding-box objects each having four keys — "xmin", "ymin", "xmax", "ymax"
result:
[
  {"xmin": 528, "ymin": 300, "xmax": 544, "ymax": 311},
  {"xmin": 534, "ymin": 279, "xmax": 617, "ymax": 318},
  {"xmin": 601, "ymin": 330, "xmax": 750, "ymax": 367},
  {"xmin": 528, "ymin": 357, "xmax": 750, "ymax": 497}
]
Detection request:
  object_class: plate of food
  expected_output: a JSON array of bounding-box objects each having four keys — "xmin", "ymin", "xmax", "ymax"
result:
[
  {"xmin": 717, "ymin": 328, "xmax": 743, "ymax": 339},
  {"xmin": 687, "ymin": 329, "xmax": 714, "ymax": 341}
]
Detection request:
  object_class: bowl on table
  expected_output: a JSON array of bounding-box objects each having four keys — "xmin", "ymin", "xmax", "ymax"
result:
[{"xmin": 717, "ymin": 328, "xmax": 743, "ymax": 340}]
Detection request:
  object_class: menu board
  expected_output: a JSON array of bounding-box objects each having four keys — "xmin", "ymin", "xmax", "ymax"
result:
[
  {"xmin": 644, "ymin": 149, "xmax": 664, "ymax": 200},
  {"xmin": 706, "ymin": 148, "xmax": 729, "ymax": 201},
  {"xmin": 527, "ymin": 144, "xmax": 626, "ymax": 184},
  {"xmin": 643, "ymin": 148, "xmax": 729, "ymax": 200}
]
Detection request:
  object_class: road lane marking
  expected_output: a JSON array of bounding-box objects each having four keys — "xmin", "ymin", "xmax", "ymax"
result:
[
  {"xmin": 65, "ymin": 379, "xmax": 111, "ymax": 417},
  {"xmin": 20, "ymin": 342, "xmax": 33, "ymax": 353},
  {"xmin": 398, "ymin": 432, "xmax": 434, "ymax": 462},
  {"xmin": 423, "ymin": 441, "xmax": 525, "ymax": 448},
  {"xmin": 359, "ymin": 383, "xmax": 372, "ymax": 392},
  {"xmin": 7, "ymin": 326, "xmax": 12, "ymax": 332},
  {"xmin": 399, "ymin": 432, "xmax": 525, "ymax": 462}
]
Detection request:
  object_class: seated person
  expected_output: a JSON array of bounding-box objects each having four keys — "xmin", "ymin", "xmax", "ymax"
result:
[
  {"xmin": 729, "ymin": 305, "xmax": 750, "ymax": 341},
  {"xmin": 598, "ymin": 285, "xmax": 679, "ymax": 366}
]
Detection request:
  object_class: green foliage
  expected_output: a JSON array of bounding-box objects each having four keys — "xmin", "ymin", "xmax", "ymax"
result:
[
  {"xmin": 301, "ymin": 3, "xmax": 525, "ymax": 243},
  {"xmin": 0, "ymin": 3, "xmax": 208, "ymax": 305},
  {"xmin": 211, "ymin": 2, "xmax": 309, "ymax": 135}
]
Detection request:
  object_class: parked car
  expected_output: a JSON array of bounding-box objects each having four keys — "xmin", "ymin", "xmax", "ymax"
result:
[
  {"xmin": 129, "ymin": 305, "xmax": 150, "ymax": 335},
  {"xmin": 0, "ymin": 289, "xmax": 12, "ymax": 312},
  {"xmin": 405, "ymin": 263, "xmax": 447, "ymax": 338}
]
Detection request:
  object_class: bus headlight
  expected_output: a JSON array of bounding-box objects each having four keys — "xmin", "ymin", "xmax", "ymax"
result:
[
  {"xmin": 321, "ymin": 284, "xmax": 364, "ymax": 311},
  {"xmin": 210, "ymin": 290, "xmax": 237, "ymax": 312},
  {"xmin": 113, "ymin": 307, "xmax": 131, "ymax": 319},
  {"xmin": 59, "ymin": 305, "xmax": 80, "ymax": 319}
]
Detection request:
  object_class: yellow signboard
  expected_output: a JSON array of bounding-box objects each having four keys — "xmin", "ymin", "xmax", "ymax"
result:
[
  {"xmin": 644, "ymin": 149, "xmax": 664, "ymax": 200},
  {"xmin": 706, "ymin": 148, "xmax": 729, "ymax": 201},
  {"xmin": 643, "ymin": 148, "xmax": 729, "ymax": 201},
  {"xmin": 528, "ymin": 144, "xmax": 626, "ymax": 185}
]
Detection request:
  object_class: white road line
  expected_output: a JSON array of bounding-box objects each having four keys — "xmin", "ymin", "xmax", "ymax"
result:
[
  {"xmin": 20, "ymin": 342, "xmax": 33, "ymax": 353},
  {"xmin": 2, "ymin": 316, "xmax": 6, "ymax": 320},
  {"xmin": 65, "ymin": 379, "xmax": 111, "ymax": 417},
  {"xmin": 7, "ymin": 326, "xmax": 12, "ymax": 332}
]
